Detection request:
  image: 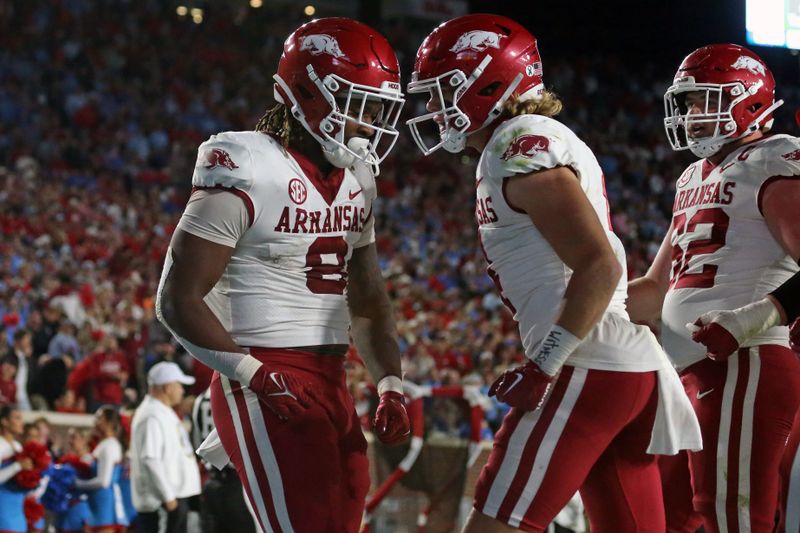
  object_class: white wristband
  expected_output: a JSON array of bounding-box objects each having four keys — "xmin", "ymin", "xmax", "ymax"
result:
[
  {"xmin": 737, "ymin": 298, "xmax": 782, "ymax": 339},
  {"xmin": 530, "ymin": 325, "xmax": 582, "ymax": 377},
  {"xmin": 377, "ymin": 375, "xmax": 403, "ymax": 396},
  {"xmin": 233, "ymin": 355, "xmax": 263, "ymax": 386}
]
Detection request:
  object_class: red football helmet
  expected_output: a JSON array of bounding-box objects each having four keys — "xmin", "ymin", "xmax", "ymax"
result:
[
  {"xmin": 273, "ymin": 18, "xmax": 404, "ymax": 171},
  {"xmin": 407, "ymin": 14, "xmax": 544, "ymax": 154},
  {"xmin": 664, "ymin": 43, "xmax": 783, "ymax": 158}
]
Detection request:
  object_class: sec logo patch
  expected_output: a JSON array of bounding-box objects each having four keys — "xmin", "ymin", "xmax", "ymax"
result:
[{"xmin": 288, "ymin": 178, "xmax": 307, "ymax": 205}]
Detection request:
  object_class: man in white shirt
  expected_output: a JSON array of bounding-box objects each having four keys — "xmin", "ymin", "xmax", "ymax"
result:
[{"xmin": 130, "ymin": 362, "xmax": 201, "ymax": 533}]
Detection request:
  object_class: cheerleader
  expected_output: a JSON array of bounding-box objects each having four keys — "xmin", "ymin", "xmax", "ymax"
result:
[
  {"xmin": 76, "ymin": 406, "xmax": 128, "ymax": 532},
  {"xmin": 56, "ymin": 428, "xmax": 94, "ymax": 533},
  {"xmin": 0, "ymin": 405, "xmax": 33, "ymax": 533}
]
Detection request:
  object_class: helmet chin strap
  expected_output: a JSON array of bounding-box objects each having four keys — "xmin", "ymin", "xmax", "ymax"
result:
[{"xmin": 323, "ymin": 137, "xmax": 370, "ymax": 169}]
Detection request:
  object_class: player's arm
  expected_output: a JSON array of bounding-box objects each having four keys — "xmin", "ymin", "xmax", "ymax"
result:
[
  {"xmin": 691, "ymin": 179, "xmax": 800, "ymax": 359},
  {"xmin": 511, "ymin": 166, "xmax": 623, "ymax": 343},
  {"xmin": 158, "ymin": 228, "xmax": 242, "ymax": 355},
  {"xmin": 627, "ymin": 224, "xmax": 673, "ymax": 323},
  {"xmin": 158, "ymin": 191, "xmax": 314, "ymax": 418},
  {"xmin": 488, "ymin": 166, "xmax": 622, "ymax": 410},
  {"xmin": 346, "ymin": 243, "xmax": 409, "ymax": 445}
]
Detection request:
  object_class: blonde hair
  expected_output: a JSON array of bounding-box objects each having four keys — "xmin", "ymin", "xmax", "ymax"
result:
[
  {"xmin": 501, "ymin": 89, "xmax": 563, "ymax": 119},
  {"xmin": 255, "ymin": 104, "xmax": 309, "ymax": 147}
]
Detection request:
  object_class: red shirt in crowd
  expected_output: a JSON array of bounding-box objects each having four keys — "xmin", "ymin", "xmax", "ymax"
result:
[{"xmin": 68, "ymin": 350, "xmax": 129, "ymax": 406}]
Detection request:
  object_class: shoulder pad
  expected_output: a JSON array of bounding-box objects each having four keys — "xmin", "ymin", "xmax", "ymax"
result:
[
  {"xmin": 191, "ymin": 132, "xmax": 256, "ymax": 191},
  {"xmin": 759, "ymin": 135, "xmax": 800, "ymax": 176},
  {"xmin": 484, "ymin": 115, "xmax": 572, "ymax": 179}
]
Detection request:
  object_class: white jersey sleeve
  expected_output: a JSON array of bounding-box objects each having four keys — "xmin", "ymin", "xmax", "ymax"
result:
[
  {"xmin": 756, "ymin": 135, "xmax": 800, "ymax": 213},
  {"xmin": 192, "ymin": 134, "xmax": 254, "ymax": 191},
  {"xmin": 483, "ymin": 114, "xmax": 573, "ymax": 178},
  {"xmin": 177, "ymin": 189, "xmax": 249, "ymax": 248}
]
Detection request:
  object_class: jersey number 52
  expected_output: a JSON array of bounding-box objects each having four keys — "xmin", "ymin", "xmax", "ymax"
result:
[{"xmin": 670, "ymin": 207, "xmax": 730, "ymax": 289}]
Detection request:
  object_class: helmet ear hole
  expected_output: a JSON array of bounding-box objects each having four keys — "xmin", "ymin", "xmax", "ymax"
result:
[
  {"xmin": 296, "ymin": 84, "xmax": 314, "ymax": 100},
  {"xmin": 478, "ymin": 81, "xmax": 501, "ymax": 96}
]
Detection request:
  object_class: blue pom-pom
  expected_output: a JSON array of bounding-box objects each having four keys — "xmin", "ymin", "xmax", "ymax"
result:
[{"xmin": 41, "ymin": 464, "xmax": 78, "ymax": 513}]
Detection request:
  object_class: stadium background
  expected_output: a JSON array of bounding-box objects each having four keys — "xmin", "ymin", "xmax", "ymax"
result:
[{"xmin": 1, "ymin": 0, "xmax": 798, "ymax": 531}]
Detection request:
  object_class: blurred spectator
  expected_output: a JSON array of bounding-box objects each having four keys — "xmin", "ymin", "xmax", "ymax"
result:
[
  {"xmin": 10, "ymin": 329, "xmax": 33, "ymax": 411},
  {"xmin": 68, "ymin": 334, "xmax": 129, "ymax": 411},
  {"xmin": 0, "ymin": 356, "xmax": 17, "ymax": 405},
  {"xmin": 53, "ymin": 389, "xmax": 86, "ymax": 414},
  {"xmin": 47, "ymin": 320, "xmax": 81, "ymax": 362}
]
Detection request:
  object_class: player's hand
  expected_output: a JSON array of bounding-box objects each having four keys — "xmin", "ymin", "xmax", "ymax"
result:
[
  {"xmin": 790, "ymin": 318, "xmax": 800, "ymax": 353},
  {"xmin": 373, "ymin": 391, "xmax": 411, "ymax": 445},
  {"xmin": 489, "ymin": 361, "xmax": 554, "ymax": 411},
  {"xmin": 248, "ymin": 367, "xmax": 316, "ymax": 420},
  {"xmin": 689, "ymin": 299, "xmax": 782, "ymax": 361},
  {"xmin": 688, "ymin": 312, "xmax": 741, "ymax": 361}
]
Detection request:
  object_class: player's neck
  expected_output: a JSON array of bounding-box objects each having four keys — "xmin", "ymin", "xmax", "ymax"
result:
[
  {"xmin": 466, "ymin": 128, "xmax": 492, "ymax": 151},
  {"xmin": 706, "ymin": 131, "xmax": 764, "ymax": 165},
  {"xmin": 288, "ymin": 137, "xmax": 335, "ymax": 176}
]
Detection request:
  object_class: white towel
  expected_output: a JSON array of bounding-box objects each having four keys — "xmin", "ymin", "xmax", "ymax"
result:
[
  {"xmin": 648, "ymin": 340, "xmax": 703, "ymax": 455},
  {"xmin": 196, "ymin": 428, "xmax": 231, "ymax": 470}
]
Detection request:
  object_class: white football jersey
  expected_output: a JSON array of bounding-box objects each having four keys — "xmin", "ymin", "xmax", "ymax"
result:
[
  {"xmin": 477, "ymin": 114, "xmax": 663, "ymax": 372},
  {"xmin": 179, "ymin": 131, "xmax": 376, "ymax": 348},
  {"xmin": 662, "ymin": 134, "xmax": 800, "ymax": 369}
]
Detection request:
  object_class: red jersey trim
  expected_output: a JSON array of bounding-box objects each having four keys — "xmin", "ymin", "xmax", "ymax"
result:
[
  {"xmin": 191, "ymin": 185, "xmax": 255, "ymax": 227},
  {"xmin": 757, "ymin": 175, "xmax": 800, "ymax": 217},
  {"xmin": 284, "ymin": 147, "xmax": 346, "ymax": 206}
]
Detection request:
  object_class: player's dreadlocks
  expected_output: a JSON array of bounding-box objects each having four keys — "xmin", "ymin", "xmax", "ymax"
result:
[
  {"xmin": 255, "ymin": 103, "xmax": 309, "ymax": 147},
  {"xmin": 502, "ymin": 89, "xmax": 563, "ymax": 119}
]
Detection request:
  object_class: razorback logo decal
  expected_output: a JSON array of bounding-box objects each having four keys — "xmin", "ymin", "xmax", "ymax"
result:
[
  {"xmin": 676, "ymin": 165, "xmax": 696, "ymax": 187},
  {"xmin": 782, "ymin": 148, "xmax": 800, "ymax": 161},
  {"xmin": 450, "ymin": 31, "xmax": 504, "ymax": 53},
  {"xmin": 204, "ymin": 149, "xmax": 239, "ymax": 171},
  {"xmin": 300, "ymin": 34, "xmax": 346, "ymax": 59},
  {"xmin": 730, "ymin": 55, "xmax": 766, "ymax": 76},
  {"xmin": 500, "ymin": 134, "xmax": 550, "ymax": 161}
]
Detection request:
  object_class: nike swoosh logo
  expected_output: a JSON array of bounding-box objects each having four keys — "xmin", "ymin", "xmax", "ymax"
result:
[
  {"xmin": 266, "ymin": 372, "xmax": 297, "ymax": 400},
  {"xmin": 504, "ymin": 373, "xmax": 524, "ymax": 394},
  {"xmin": 349, "ymin": 188, "xmax": 363, "ymax": 200},
  {"xmin": 696, "ymin": 389, "xmax": 714, "ymax": 400}
]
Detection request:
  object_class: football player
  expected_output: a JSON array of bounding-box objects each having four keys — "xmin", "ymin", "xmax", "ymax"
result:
[
  {"xmin": 628, "ymin": 44, "xmax": 800, "ymax": 532},
  {"xmin": 407, "ymin": 14, "xmax": 701, "ymax": 533},
  {"xmin": 155, "ymin": 18, "xmax": 410, "ymax": 533}
]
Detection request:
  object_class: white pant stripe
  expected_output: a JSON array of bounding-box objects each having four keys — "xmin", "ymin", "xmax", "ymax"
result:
[
  {"xmin": 787, "ymin": 438, "xmax": 800, "ymax": 533},
  {"xmin": 481, "ymin": 400, "xmax": 546, "ymax": 517},
  {"xmin": 738, "ymin": 348, "xmax": 760, "ymax": 530},
  {"xmin": 716, "ymin": 355, "xmax": 739, "ymax": 533},
  {"xmin": 508, "ymin": 368, "xmax": 587, "ymax": 527},
  {"xmin": 240, "ymin": 386, "xmax": 295, "ymax": 533},
  {"xmin": 221, "ymin": 375, "xmax": 275, "ymax": 533}
]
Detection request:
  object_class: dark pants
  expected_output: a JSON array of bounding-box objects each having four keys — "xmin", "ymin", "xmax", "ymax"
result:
[
  {"xmin": 136, "ymin": 498, "xmax": 189, "ymax": 533},
  {"xmin": 201, "ymin": 467, "xmax": 256, "ymax": 533}
]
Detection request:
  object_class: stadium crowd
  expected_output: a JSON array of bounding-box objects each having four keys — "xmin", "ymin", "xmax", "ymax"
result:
[{"xmin": 1, "ymin": 1, "xmax": 799, "ymax": 440}]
